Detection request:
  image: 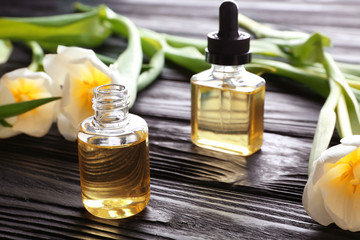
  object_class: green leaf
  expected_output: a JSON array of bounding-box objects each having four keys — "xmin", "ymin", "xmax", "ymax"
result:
[
  {"xmin": 0, "ymin": 39, "xmax": 12, "ymax": 64},
  {"xmin": 0, "ymin": 8, "xmax": 111, "ymax": 51},
  {"xmin": 0, "ymin": 119, "xmax": 12, "ymax": 128},
  {"xmin": 254, "ymin": 33, "xmax": 331, "ymax": 65},
  {"xmin": 309, "ymin": 80, "xmax": 341, "ymax": 173},
  {"xmin": 251, "ymin": 39, "xmax": 290, "ymax": 59},
  {"xmin": 105, "ymin": 8, "xmax": 143, "ymax": 108},
  {"xmin": 245, "ymin": 63, "xmax": 276, "ymax": 75},
  {"xmin": 162, "ymin": 33, "xmax": 206, "ymax": 53},
  {"xmin": 0, "ymin": 97, "xmax": 61, "ymax": 119},
  {"xmin": 336, "ymin": 93, "xmax": 352, "ymax": 138},
  {"xmin": 27, "ymin": 41, "xmax": 44, "ymax": 72},
  {"xmin": 141, "ymin": 64, "xmax": 153, "ymax": 72},
  {"xmin": 338, "ymin": 62, "xmax": 360, "ymax": 78},
  {"xmin": 96, "ymin": 53, "xmax": 116, "ymax": 66},
  {"xmin": 140, "ymin": 29, "xmax": 210, "ymax": 73},
  {"xmin": 252, "ymin": 58, "xmax": 330, "ymax": 97},
  {"xmin": 163, "ymin": 42, "xmax": 210, "ymax": 73},
  {"xmin": 323, "ymin": 53, "xmax": 360, "ymax": 134},
  {"xmin": 238, "ymin": 13, "xmax": 308, "ymax": 40},
  {"xmin": 291, "ymin": 33, "xmax": 331, "ymax": 64},
  {"xmin": 138, "ymin": 32, "xmax": 165, "ymax": 91}
]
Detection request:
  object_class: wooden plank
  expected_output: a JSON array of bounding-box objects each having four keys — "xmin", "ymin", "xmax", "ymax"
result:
[
  {"xmin": 1, "ymin": 175, "xmax": 360, "ymax": 239},
  {"xmin": 1, "ymin": 0, "xmax": 360, "ymax": 239}
]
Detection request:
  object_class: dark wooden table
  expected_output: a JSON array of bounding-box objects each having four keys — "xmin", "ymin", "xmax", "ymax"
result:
[{"xmin": 1, "ymin": 0, "xmax": 360, "ymax": 239}]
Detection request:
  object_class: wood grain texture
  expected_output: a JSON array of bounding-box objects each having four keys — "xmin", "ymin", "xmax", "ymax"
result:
[{"xmin": 1, "ymin": 0, "xmax": 360, "ymax": 239}]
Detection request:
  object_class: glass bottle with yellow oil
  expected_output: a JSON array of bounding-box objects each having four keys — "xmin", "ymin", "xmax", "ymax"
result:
[
  {"xmin": 78, "ymin": 84, "xmax": 150, "ymax": 219},
  {"xmin": 191, "ymin": 1, "xmax": 265, "ymax": 156}
]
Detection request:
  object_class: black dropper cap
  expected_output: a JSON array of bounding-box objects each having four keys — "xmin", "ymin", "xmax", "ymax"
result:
[{"xmin": 205, "ymin": 1, "xmax": 251, "ymax": 65}]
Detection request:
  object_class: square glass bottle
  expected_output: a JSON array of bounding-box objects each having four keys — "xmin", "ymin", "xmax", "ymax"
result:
[{"xmin": 191, "ymin": 1, "xmax": 265, "ymax": 156}]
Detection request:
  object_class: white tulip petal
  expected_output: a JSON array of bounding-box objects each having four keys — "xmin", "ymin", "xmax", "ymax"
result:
[
  {"xmin": 60, "ymin": 71, "xmax": 93, "ymax": 129},
  {"xmin": 44, "ymin": 46, "xmax": 117, "ymax": 140},
  {"xmin": 0, "ymin": 127, "xmax": 20, "ymax": 138},
  {"xmin": 318, "ymin": 144, "xmax": 357, "ymax": 164},
  {"xmin": 308, "ymin": 144, "xmax": 357, "ymax": 185},
  {"xmin": 44, "ymin": 46, "xmax": 100, "ymax": 86},
  {"xmin": 302, "ymin": 179, "xmax": 333, "ymax": 226},
  {"xmin": 0, "ymin": 78, "xmax": 16, "ymax": 112},
  {"xmin": 57, "ymin": 113, "xmax": 77, "ymax": 141},
  {"xmin": 319, "ymin": 164, "xmax": 360, "ymax": 231},
  {"xmin": 303, "ymin": 136, "xmax": 360, "ymax": 231},
  {"xmin": 109, "ymin": 64, "xmax": 128, "ymax": 88},
  {"xmin": 56, "ymin": 46, "xmax": 115, "ymax": 81},
  {"xmin": 348, "ymin": 188, "xmax": 360, "ymax": 231},
  {"xmin": 12, "ymin": 100, "xmax": 55, "ymax": 137},
  {"xmin": 0, "ymin": 81, "xmax": 19, "ymax": 138},
  {"xmin": 4, "ymin": 70, "xmax": 60, "ymax": 137},
  {"xmin": 0, "ymin": 68, "xmax": 60, "ymax": 138},
  {"xmin": 340, "ymin": 135, "xmax": 360, "ymax": 146},
  {"xmin": 2, "ymin": 68, "xmax": 61, "ymax": 97}
]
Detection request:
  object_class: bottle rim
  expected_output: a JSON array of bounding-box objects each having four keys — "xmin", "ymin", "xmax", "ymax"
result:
[{"xmin": 94, "ymin": 84, "xmax": 128, "ymax": 96}]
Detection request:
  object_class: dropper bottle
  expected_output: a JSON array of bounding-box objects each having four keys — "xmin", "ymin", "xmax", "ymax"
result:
[{"xmin": 191, "ymin": 0, "xmax": 265, "ymax": 156}]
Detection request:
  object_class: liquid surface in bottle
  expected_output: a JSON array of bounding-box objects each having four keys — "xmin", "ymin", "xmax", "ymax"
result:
[
  {"xmin": 78, "ymin": 133, "xmax": 150, "ymax": 219},
  {"xmin": 191, "ymin": 82, "xmax": 265, "ymax": 156}
]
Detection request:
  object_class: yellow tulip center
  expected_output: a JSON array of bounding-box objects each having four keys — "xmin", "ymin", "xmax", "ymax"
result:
[
  {"xmin": 6, "ymin": 77, "xmax": 50, "ymax": 102},
  {"xmin": 72, "ymin": 63, "xmax": 111, "ymax": 111},
  {"xmin": 324, "ymin": 147, "xmax": 360, "ymax": 195},
  {"xmin": 350, "ymin": 162, "xmax": 360, "ymax": 185}
]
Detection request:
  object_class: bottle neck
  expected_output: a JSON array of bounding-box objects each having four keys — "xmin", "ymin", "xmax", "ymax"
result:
[
  {"xmin": 212, "ymin": 64, "xmax": 245, "ymax": 77},
  {"xmin": 92, "ymin": 84, "xmax": 130, "ymax": 129},
  {"xmin": 211, "ymin": 64, "xmax": 246, "ymax": 86}
]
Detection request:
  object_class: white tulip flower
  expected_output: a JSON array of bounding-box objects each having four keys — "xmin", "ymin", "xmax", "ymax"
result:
[
  {"xmin": 303, "ymin": 135, "xmax": 360, "ymax": 231},
  {"xmin": 0, "ymin": 68, "xmax": 60, "ymax": 138},
  {"xmin": 43, "ymin": 46, "xmax": 120, "ymax": 141}
]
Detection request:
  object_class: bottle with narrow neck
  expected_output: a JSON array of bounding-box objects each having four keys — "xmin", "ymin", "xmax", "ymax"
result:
[
  {"xmin": 93, "ymin": 84, "xmax": 130, "ymax": 129},
  {"xmin": 78, "ymin": 84, "xmax": 150, "ymax": 219},
  {"xmin": 191, "ymin": 1, "xmax": 265, "ymax": 156}
]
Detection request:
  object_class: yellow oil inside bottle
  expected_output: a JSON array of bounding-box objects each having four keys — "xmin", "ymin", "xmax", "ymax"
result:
[
  {"xmin": 191, "ymin": 83, "xmax": 265, "ymax": 156},
  {"xmin": 78, "ymin": 134, "xmax": 150, "ymax": 219}
]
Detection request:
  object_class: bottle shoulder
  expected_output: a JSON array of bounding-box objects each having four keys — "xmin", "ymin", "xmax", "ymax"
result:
[
  {"xmin": 191, "ymin": 67, "xmax": 265, "ymax": 91},
  {"xmin": 78, "ymin": 114, "xmax": 148, "ymax": 147}
]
